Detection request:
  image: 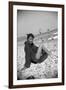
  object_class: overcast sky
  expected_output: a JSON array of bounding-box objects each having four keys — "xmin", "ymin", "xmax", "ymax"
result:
[{"xmin": 17, "ymin": 10, "xmax": 58, "ymax": 37}]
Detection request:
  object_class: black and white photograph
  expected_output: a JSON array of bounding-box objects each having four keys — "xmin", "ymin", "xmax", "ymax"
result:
[
  {"xmin": 17, "ymin": 10, "xmax": 58, "ymax": 80},
  {"xmin": 9, "ymin": 2, "xmax": 64, "ymax": 88}
]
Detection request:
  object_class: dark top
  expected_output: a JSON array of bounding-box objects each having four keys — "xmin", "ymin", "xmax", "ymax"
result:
[{"xmin": 24, "ymin": 41, "xmax": 48, "ymax": 68}]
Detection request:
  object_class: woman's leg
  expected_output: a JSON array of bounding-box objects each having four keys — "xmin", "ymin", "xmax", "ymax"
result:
[
  {"xmin": 36, "ymin": 44, "xmax": 44, "ymax": 59},
  {"xmin": 36, "ymin": 43, "xmax": 50, "ymax": 59}
]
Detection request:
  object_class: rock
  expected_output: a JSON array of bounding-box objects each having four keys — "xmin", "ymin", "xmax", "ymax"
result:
[
  {"xmin": 17, "ymin": 37, "xmax": 58, "ymax": 80},
  {"xmin": 26, "ymin": 76, "xmax": 35, "ymax": 79}
]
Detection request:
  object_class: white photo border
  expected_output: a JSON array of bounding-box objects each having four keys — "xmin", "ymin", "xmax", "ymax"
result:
[{"xmin": 13, "ymin": 5, "xmax": 62, "ymax": 85}]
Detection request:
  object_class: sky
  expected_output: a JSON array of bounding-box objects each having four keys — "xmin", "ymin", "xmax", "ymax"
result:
[{"xmin": 17, "ymin": 10, "xmax": 58, "ymax": 37}]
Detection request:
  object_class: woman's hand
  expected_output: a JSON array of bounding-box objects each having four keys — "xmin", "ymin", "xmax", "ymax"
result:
[{"xmin": 20, "ymin": 66, "xmax": 27, "ymax": 71}]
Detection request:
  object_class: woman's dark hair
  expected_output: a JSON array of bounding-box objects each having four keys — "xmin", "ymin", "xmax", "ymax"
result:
[{"xmin": 27, "ymin": 33, "xmax": 34, "ymax": 40}]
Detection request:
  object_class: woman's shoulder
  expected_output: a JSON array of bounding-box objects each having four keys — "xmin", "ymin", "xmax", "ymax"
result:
[
  {"xmin": 24, "ymin": 41, "xmax": 30, "ymax": 49},
  {"xmin": 24, "ymin": 41, "xmax": 29, "ymax": 45}
]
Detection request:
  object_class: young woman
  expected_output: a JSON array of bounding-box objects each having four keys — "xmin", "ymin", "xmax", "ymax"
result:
[{"xmin": 21, "ymin": 33, "xmax": 52, "ymax": 71}]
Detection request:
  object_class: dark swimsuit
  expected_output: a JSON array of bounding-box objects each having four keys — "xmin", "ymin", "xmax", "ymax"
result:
[{"xmin": 24, "ymin": 41, "xmax": 48, "ymax": 68}]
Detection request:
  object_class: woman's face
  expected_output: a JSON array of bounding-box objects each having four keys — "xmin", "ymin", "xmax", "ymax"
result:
[{"xmin": 28, "ymin": 36, "xmax": 34, "ymax": 44}]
